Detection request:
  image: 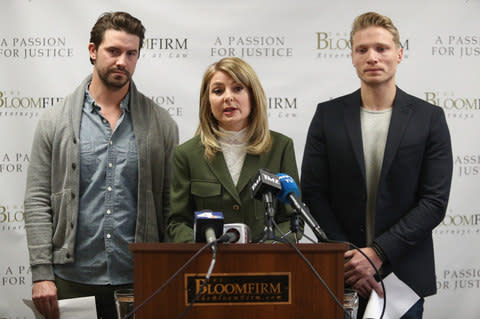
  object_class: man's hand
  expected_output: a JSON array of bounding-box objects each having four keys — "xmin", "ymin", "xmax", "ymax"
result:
[
  {"xmin": 32, "ymin": 280, "xmax": 59, "ymax": 319},
  {"xmin": 344, "ymin": 247, "xmax": 384, "ymax": 299}
]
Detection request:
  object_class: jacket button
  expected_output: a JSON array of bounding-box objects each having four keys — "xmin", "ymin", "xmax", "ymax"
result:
[
  {"xmin": 70, "ymin": 222, "xmax": 74, "ymax": 229},
  {"xmin": 233, "ymin": 204, "xmax": 240, "ymax": 211},
  {"xmin": 71, "ymin": 193, "xmax": 75, "ymax": 199},
  {"xmin": 66, "ymin": 253, "xmax": 70, "ymax": 259},
  {"xmin": 72, "ymin": 163, "xmax": 76, "ymax": 170},
  {"xmin": 73, "ymin": 138, "xmax": 77, "ymax": 144}
]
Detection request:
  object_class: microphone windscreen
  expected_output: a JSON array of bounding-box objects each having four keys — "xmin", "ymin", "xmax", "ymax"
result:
[
  {"xmin": 194, "ymin": 211, "xmax": 224, "ymax": 242},
  {"xmin": 276, "ymin": 173, "xmax": 300, "ymax": 204},
  {"xmin": 251, "ymin": 168, "xmax": 282, "ymax": 200},
  {"xmin": 223, "ymin": 223, "xmax": 251, "ymax": 244}
]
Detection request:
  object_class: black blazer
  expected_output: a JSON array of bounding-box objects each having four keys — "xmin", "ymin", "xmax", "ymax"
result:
[{"xmin": 301, "ymin": 88, "xmax": 453, "ymax": 297}]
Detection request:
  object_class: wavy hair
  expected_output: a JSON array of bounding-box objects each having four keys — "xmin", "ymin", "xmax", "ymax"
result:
[
  {"xmin": 89, "ymin": 11, "xmax": 145, "ymax": 64},
  {"xmin": 350, "ymin": 12, "xmax": 401, "ymax": 48},
  {"xmin": 196, "ymin": 57, "xmax": 271, "ymax": 160}
]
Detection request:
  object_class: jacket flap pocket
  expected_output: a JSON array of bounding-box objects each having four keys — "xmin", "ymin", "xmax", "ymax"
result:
[{"xmin": 191, "ymin": 181, "xmax": 221, "ymax": 197}]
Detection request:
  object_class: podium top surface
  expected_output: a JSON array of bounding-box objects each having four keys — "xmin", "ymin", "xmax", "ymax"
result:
[{"xmin": 130, "ymin": 242, "xmax": 349, "ymax": 253}]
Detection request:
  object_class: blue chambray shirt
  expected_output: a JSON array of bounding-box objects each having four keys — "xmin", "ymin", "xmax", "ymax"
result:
[{"xmin": 55, "ymin": 85, "xmax": 138, "ymax": 285}]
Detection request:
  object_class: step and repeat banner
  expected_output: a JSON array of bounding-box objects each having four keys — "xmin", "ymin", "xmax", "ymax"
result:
[{"xmin": 0, "ymin": 0, "xmax": 479, "ymax": 317}]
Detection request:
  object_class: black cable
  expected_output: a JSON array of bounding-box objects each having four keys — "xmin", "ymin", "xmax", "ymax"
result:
[
  {"xmin": 175, "ymin": 246, "xmax": 217, "ymax": 319},
  {"xmin": 121, "ymin": 239, "xmax": 220, "ymax": 319},
  {"xmin": 327, "ymin": 239, "xmax": 387, "ymax": 319},
  {"xmin": 272, "ymin": 221, "xmax": 354, "ymax": 319},
  {"xmin": 286, "ymin": 199, "xmax": 386, "ymax": 318}
]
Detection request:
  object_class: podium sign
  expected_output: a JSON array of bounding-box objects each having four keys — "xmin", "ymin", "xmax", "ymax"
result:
[
  {"xmin": 131, "ymin": 243, "xmax": 348, "ymax": 319},
  {"xmin": 185, "ymin": 272, "xmax": 291, "ymax": 305}
]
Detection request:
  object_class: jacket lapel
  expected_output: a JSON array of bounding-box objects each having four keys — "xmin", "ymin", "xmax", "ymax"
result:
[
  {"xmin": 236, "ymin": 153, "xmax": 261, "ymax": 197},
  {"xmin": 380, "ymin": 88, "xmax": 414, "ymax": 181},
  {"xmin": 344, "ymin": 90, "xmax": 366, "ymax": 180},
  {"xmin": 206, "ymin": 152, "xmax": 242, "ymax": 204},
  {"xmin": 129, "ymin": 80, "xmax": 148, "ymax": 154},
  {"xmin": 70, "ymin": 75, "xmax": 92, "ymax": 142}
]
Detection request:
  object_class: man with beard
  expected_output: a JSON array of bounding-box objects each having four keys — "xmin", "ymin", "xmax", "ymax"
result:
[{"xmin": 24, "ymin": 12, "xmax": 178, "ymax": 319}]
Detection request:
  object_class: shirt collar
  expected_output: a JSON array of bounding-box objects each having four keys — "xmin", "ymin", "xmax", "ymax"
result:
[{"xmin": 84, "ymin": 82, "xmax": 131, "ymax": 113}]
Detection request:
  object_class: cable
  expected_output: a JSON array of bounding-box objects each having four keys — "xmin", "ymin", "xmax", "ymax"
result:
[
  {"xmin": 328, "ymin": 239, "xmax": 387, "ymax": 319},
  {"xmin": 273, "ymin": 221, "xmax": 386, "ymax": 319},
  {"xmin": 175, "ymin": 247, "xmax": 217, "ymax": 319},
  {"xmin": 299, "ymin": 231, "xmax": 317, "ymax": 244},
  {"xmin": 285, "ymin": 208, "xmax": 386, "ymax": 318},
  {"xmin": 272, "ymin": 221, "xmax": 354, "ymax": 319},
  {"xmin": 121, "ymin": 239, "xmax": 219, "ymax": 319}
]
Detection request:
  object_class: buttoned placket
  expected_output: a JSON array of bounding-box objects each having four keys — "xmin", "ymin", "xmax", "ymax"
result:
[{"xmin": 93, "ymin": 103, "xmax": 126, "ymax": 254}]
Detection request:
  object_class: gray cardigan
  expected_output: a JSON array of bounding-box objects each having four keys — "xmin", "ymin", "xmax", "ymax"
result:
[{"xmin": 24, "ymin": 75, "xmax": 179, "ymax": 282}]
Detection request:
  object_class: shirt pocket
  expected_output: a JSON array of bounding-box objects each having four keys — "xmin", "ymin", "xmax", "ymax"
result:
[
  {"xmin": 79, "ymin": 141, "xmax": 97, "ymax": 184},
  {"xmin": 117, "ymin": 139, "xmax": 139, "ymax": 183},
  {"xmin": 190, "ymin": 181, "xmax": 222, "ymax": 212}
]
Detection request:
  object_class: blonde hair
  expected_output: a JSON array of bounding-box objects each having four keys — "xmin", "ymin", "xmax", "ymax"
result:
[
  {"xmin": 196, "ymin": 57, "xmax": 271, "ymax": 159},
  {"xmin": 350, "ymin": 12, "xmax": 401, "ymax": 47}
]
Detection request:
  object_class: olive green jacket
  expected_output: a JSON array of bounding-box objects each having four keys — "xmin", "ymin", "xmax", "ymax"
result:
[{"xmin": 167, "ymin": 130, "xmax": 300, "ymax": 243}]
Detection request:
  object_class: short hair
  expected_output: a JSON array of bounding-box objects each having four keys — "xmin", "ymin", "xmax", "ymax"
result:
[
  {"xmin": 89, "ymin": 11, "xmax": 145, "ymax": 65},
  {"xmin": 350, "ymin": 12, "xmax": 401, "ymax": 47},
  {"xmin": 197, "ymin": 57, "xmax": 272, "ymax": 160}
]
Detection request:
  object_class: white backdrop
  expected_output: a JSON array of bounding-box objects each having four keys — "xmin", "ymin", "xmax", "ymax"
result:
[{"xmin": 1, "ymin": 0, "xmax": 479, "ymax": 318}]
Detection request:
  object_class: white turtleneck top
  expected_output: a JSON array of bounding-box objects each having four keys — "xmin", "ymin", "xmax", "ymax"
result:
[{"xmin": 218, "ymin": 127, "xmax": 248, "ymax": 186}]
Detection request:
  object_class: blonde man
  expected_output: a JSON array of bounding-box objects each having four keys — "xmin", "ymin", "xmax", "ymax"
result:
[{"xmin": 302, "ymin": 12, "xmax": 452, "ymax": 318}]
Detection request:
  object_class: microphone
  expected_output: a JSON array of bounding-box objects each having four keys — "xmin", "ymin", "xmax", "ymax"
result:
[
  {"xmin": 223, "ymin": 223, "xmax": 251, "ymax": 244},
  {"xmin": 219, "ymin": 231, "xmax": 239, "ymax": 244},
  {"xmin": 277, "ymin": 173, "xmax": 329, "ymax": 242},
  {"xmin": 251, "ymin": 168, "xmax": 282, "ymax": 217},
  {"xmin": 194, "ymin": 211, "xmax": 225, "ymax": 252}
]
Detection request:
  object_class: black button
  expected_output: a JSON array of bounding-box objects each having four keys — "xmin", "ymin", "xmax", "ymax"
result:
[
  {"xmin": 72, "ymin": 163, "xmax": 76, "ymax": 170},
  {"xmin": 71, "ymin": 193, "xmax": 75, "ymax": 199},
  {"xmin": 66, "ymin": 253, "xmax": 70, "ymax": 258},
  {"xmin": 70, "ymin": 222, "xmax": 74, "ymax": 229},
  {"xmin": 73, "ymin": 137, "xmax": 77, "ymax": 144}
]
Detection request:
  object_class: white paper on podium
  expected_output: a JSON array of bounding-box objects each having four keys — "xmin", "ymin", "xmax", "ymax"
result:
[
  {"xmin": 363, "ymin": 273, "xmax": 420, "ymax": 319},
  {"xmin": 23, "ymin": 296, "xmax": 97, "ymax": 319}
]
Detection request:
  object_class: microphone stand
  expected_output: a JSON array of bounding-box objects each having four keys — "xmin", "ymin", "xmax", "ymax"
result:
[
  {"xmin": 279, "ymin": 213, "xmax": 301, "ymax": 243},
  {"xmin": 259, "ymin": 192, "xmax": 284, "ymax": 243},
  {"xmin": 289, "ymin": 196, "xmax": 328, "ymax": 243}
]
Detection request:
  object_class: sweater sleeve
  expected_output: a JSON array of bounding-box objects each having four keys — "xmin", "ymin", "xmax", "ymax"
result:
[{"xmin": 24, "ymin": 111, "xmax": 56, "ymax": 282}]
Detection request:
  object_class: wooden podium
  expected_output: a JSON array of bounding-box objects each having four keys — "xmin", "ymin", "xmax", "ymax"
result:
[{"xmin": 131, "ymin": 242, "xmax": 348, "ymax": 319}]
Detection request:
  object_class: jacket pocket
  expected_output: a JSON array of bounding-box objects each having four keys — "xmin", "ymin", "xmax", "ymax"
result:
[
  {"xmin": 50, "ymin": 189, "xmax": 72, "ymax": 249},
  {"xmin": 191, "ymin": 181, "xmax": 222, "ymax": 211}
]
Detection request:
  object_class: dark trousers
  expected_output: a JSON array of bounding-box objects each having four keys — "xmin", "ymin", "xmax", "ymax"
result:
[
  {"xmin": 55, "ymin": 275, "xmax": 132, "ymax": 319},
  {"xmin": 358, "ymin": 296, "xmax": 424, "ymax": 319},
  {"xmin": 400, "ymin": 298, "xmax": 424, "ymax": 319}
]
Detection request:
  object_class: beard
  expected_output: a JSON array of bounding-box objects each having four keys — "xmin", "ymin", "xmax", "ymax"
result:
[{"xmin": 97, "ymin": 66, "xmax": 132, "ymax": 89}]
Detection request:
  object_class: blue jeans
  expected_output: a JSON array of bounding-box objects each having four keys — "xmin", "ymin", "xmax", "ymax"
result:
[{"xmin": 401, "ymin": 298, "xmax": 424, "ymax": 319}]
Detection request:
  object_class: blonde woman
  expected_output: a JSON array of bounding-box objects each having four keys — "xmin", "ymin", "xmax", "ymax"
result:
[{"xmin": 167, "ymin": 57, "xmax": 299, "ymax": 242}]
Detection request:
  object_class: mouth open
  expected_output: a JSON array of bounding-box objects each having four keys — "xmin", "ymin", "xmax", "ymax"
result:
[{"xmin": 224, "ymin": 106, "xmax": 237, "ymax": 114}]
